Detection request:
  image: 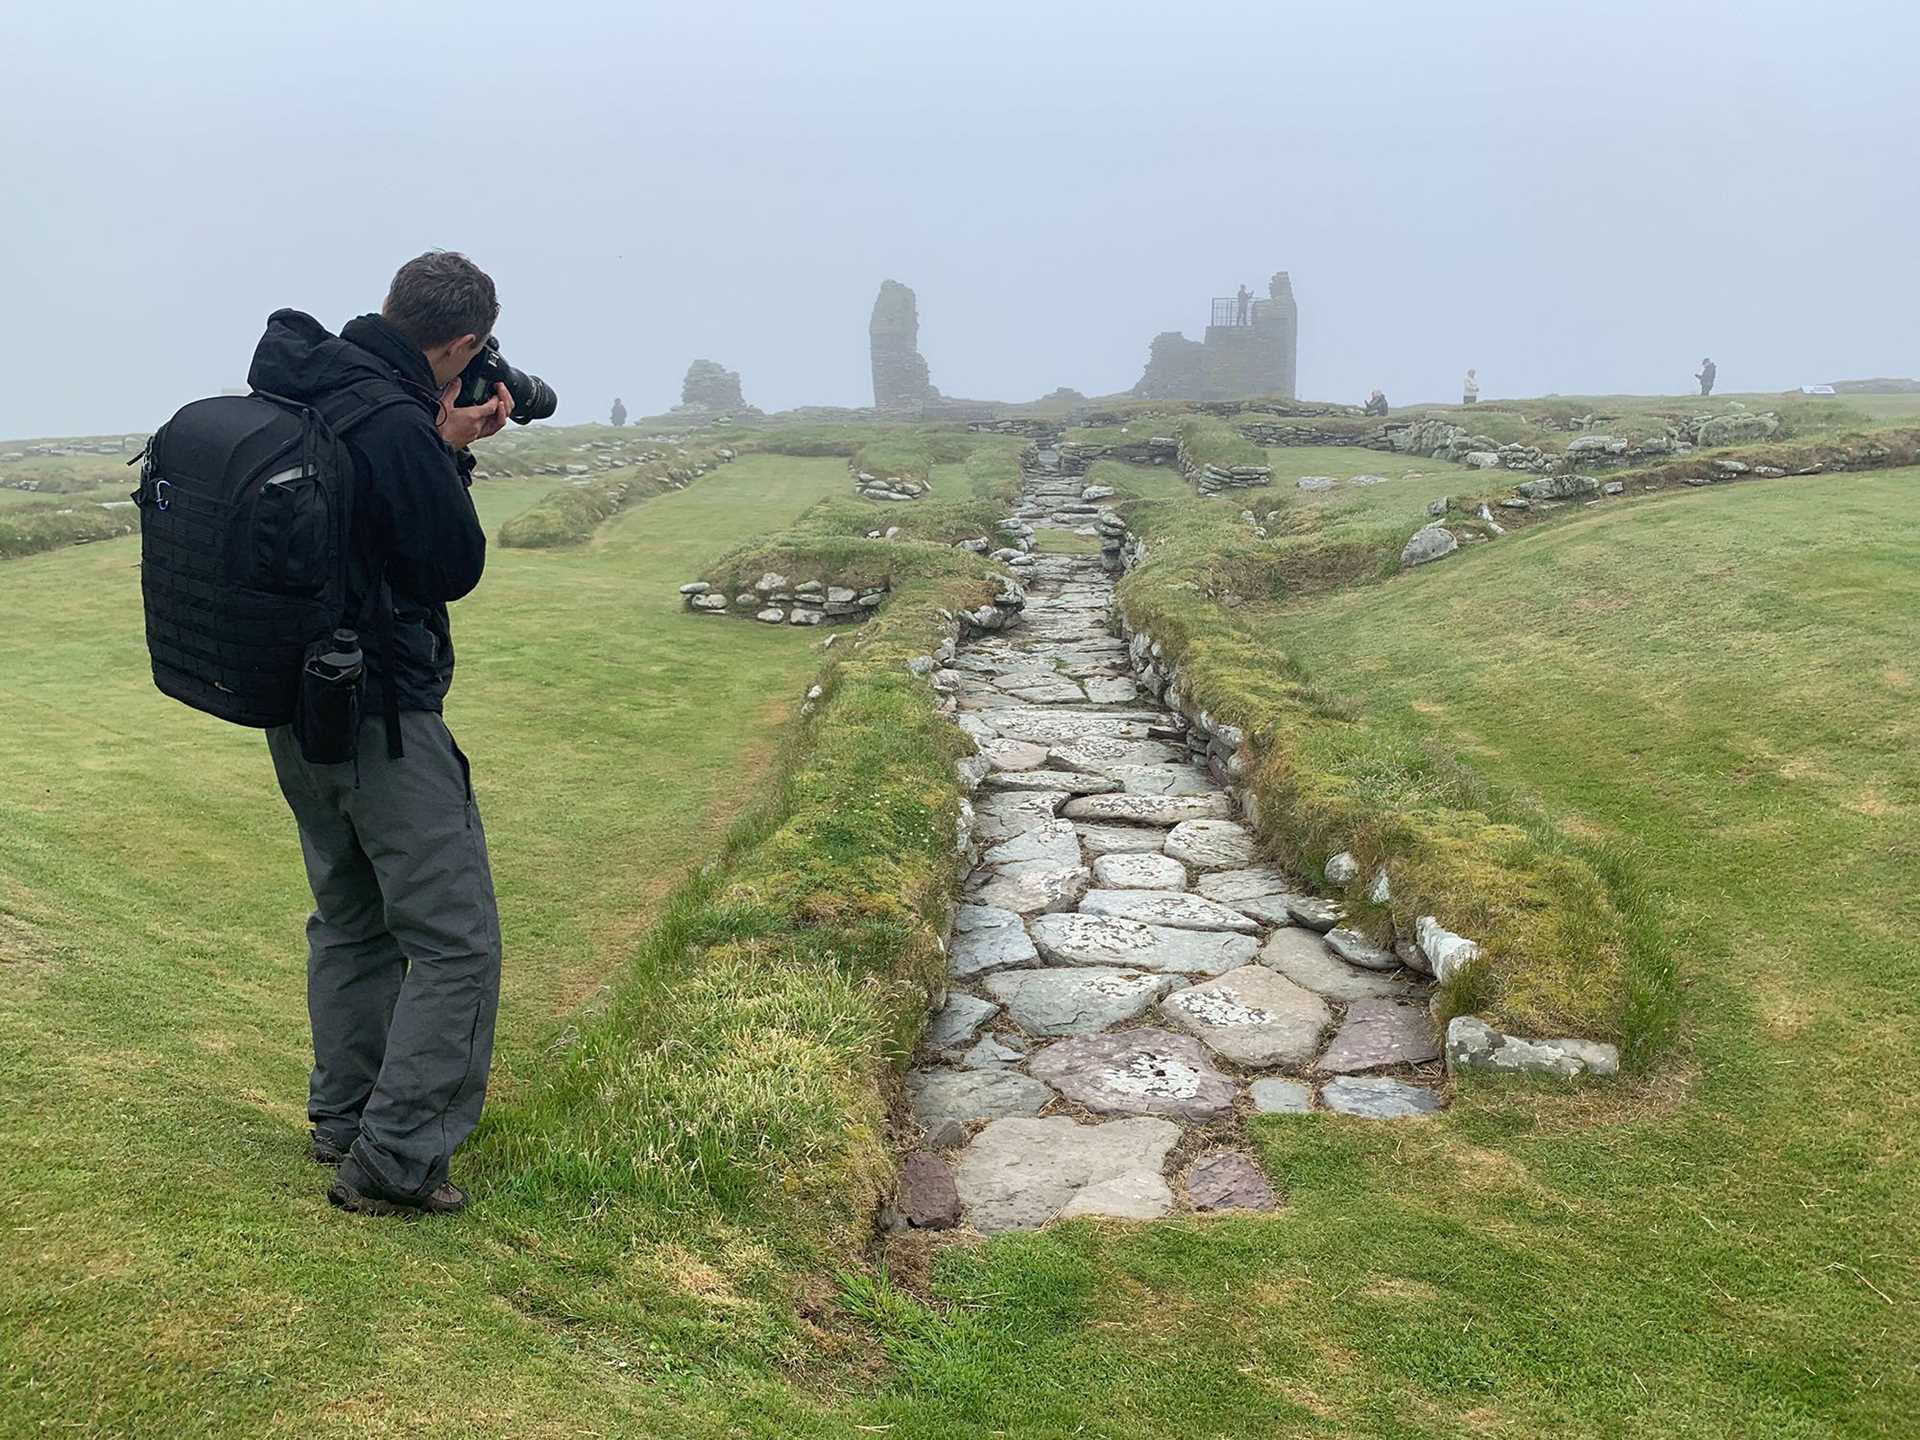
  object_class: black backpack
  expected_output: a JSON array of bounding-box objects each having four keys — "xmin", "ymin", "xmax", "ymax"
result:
[{"xmin": 132, "ymin": 381, "xmax": 412, "ymax": 751}]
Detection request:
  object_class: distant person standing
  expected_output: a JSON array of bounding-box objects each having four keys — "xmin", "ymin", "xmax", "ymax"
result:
[
  {"xmin": 609, "ymin": 396, "xmax": 627, "ymax": 427},
  {"xmin": 1363, "ymin": 388, "xmax": 1389, "ymax": 417},
  {"xmin": 1235, "ymin": 284, "xmax": 1251, "ymax": 326},
  {"xmin": 1462, "ymin": 368, "xmax": 1480, "ymax": 406},
  {"xmin": 1696, "ymin": 358, "xmax": 1716, "ymax": 397}
]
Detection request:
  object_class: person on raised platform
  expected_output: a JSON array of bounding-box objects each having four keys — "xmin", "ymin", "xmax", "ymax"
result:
[
  {"xmin": 610, "ymin": 396, "xmax": 627, "ymax": 426},
  {"xmin": 1462, "ymin": 368, "xmax": 1480, "ymax": 406},
  {"xmin": 1363, "ymin": 389, "xmax": 1389, "ymax": 417},
  {"xmin": 1696, "ymin": 358, "xmax": 1716, "ymax": 397},
  {"xmin": 1235, "ymin": 284, "xmax": 1251, "ymax": 326}
]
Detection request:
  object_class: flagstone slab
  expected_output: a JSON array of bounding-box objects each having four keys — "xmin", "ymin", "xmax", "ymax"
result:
[
  {"xmin": 972, "ymin": 790, "xmax": 1068, "ymax": 844},
  {"xmin": 1049, "ymin": 739, "xmax": 1188, "ymax": 773},
  {"xmin": 1063, "ymin": 793, "xmax": 1234, "ymax": 825},
  {"xmin": 1082, "ymin": 676, "xmax": 1145, "ymax": 705},
  {"xmin": 1028, "ymin": 912, "xmax": 1259, "ymax": 976},
  {"xmin": 949, "ymin": 904, "xmax": 1038, "ymax": 980},
  {"xmin": 1028, "ymin": 1027, "xmax": 1237, "ymax": 1121},
  {"xmin": 1158, "ymin": 965, "xmax": 1331, "ymax": 1067},
  {"xmin": 925, "ymin": 992, "xmax": 999, "ymax": 1052},
  {"xmin": 1090, "ymin": 852, "xmax": 1189, "ymax": 890},
  {"xmin": 1248, "ymin": 1077, "xmax": 1315, "ymax": 1114},
  {"xmin": 1185, "ymin": 1151, "xmax": 1278, "ymax": 1212},
  {"xmin": 1073, "ymin": 823, "xmax": 1169, "ymax": 858},
  {"xmin": 968, "ymin": 858, "xmax": 1090, "ymax": 916},
  {"xmin": 977, "ymin": 737, "xmax": 1052, "ymax": 772},
  {"xmin": 1078, "ymin": 889, "xmax": 1261, "ymax": 934},
  {"xmin": 1259, "ymin": 929, "xmax": 1420, "ymax": 1001},
  {"xmin": 1317, "ymin": 999, "xmax": 1442, "ymax": 1074},
  {"xmin": 1195, "ymin": 867, "xmax": 1295, "ymax": 904},
  {"xmin": 984, "ymin": 967, "xmax": 1180, "ymax": 1037},
  {"xmin": 981, "ymin": 820, "xmax": 1081, "ymax": 868},
  {"xmin": 954, "ymin": 1115, "xmax": 1182, "ymax": 1233},
  {"xmin": 1319, "ymin": 1075, "xmax": 1444, "ymax": 1119},
  {"xmin": 1055, "ymin": 1169, "xmax": 1173, "ymax": 1221},
  {"xmin": 907, "ymin": 1068, "xmax": 1054, "ymax": 1128},
  {"xmin": 979, "ymin": 710, "xmax": 1158, "ymax": 745},
  {"xmin": 982, "ymin": 769, "xmax": 1121, "ymax": 796},
  {"xmin": 1163, "ymin": 820, "xmax": 1257, "ymax": 868},
  {"xmin": 1111, "ymin": 764, "xmax": 1220, "ymax": 797}
]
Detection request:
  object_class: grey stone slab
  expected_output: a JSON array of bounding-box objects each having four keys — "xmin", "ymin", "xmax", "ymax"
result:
[
  {"xmin": 977, "ymin": 737, "xmax": 1052, "ymax": 773},
  {"xmin": 968, "ymin": 858, "xmax": 1090, "ymax": 916},
  {"xmin": 1082, "ymin": 676, "xmax": 1145, "ymax": 705},
  {"xmin": 907, "ymin": 1067, "xmax": 1053, "ymax": 1128},
  {"xmin": 1063, "ymin": 793, "xmax": 1234, "ymax": 826},
  {"xmin": 1073, "ymin": 823, "xmax": 1168, "ymax": 858},
  {"xmin": 1112, "ymin": 764, "xmax": 1220, "ymax": 797},
  {"xmin": 1163, "ymin": 820, "xmax": 1257, "ymax": 869},
  {"xmin": 1050, "ymin": 739, "xmax": 1187, "ymax": 773},
  {"xmin": 954, "ymin": 1115, "xmax": 1183, "ymax": 1233},
  {"xmin": 1248, "ymin": 1077, "xmax": 1314, "ymax": 1114},
  {"xmin": 1055, "ymin": 1168, "xmax": 1173, "ymax": 1221},
  {"xmin": 1159, "ymin": 965, "xmax": 1331, "ymax": 1068},
  {"xmin": 1287, "ymin": 896, "xmax": 1345, "ymax": 932},
  {"xmin": 981, "ymin": 819, "xmax": 1082, "ymax": 869},
  {"xmin": 1029, "ymin": 912, "xmax": 1259, "ymax": 976},
  {"xmin": 1185, "ymin": 1151, "xmax": 1278, "ymax": 1212},
  {"xmin": 1318, "ymin": 999, "xmax": 1441, "ymax": 1074},
  {"xmin": 1325, "ymin": 927, "xmax": 1399, "ymax": 972},
  {"xmin": 972, "ymin": 790, "xmax": 1068, "ymax": 845},
  {"xmin": 1195, "ymin": 867, "xmax": 1295, "ymax": 904},
  {"xmin": 949, "ymin": 904, "xmax": 1038, "ymax": 980},
  {"xmin": 897, "ymin": 1151, "xmax": 961, "ymax": 1229},
  {"xmin": 1028, "ymin": 1027, "xmax": 1237, "ymax": 1121},
  {"xmin": 1444, "ymin": 1015, "xmax": 1619, "ymax": 1078},
  {"xmin": 1090, "ymin": 852, "xmax": 1189, "ymax": 890},
  {"xmin": 1319, "ymin": 1075, "xmax": 1444, "ymax": 1119},
  {"xmin": 925, "ymin": 992, "xmax": 998, "ymax": 1052},
  {"xmin": 979, "ymin": 709, "xmax": 1159, "ymax": 744},
  {"xmin": 1260, "ymin": 930, "xmax": 1420, "ymax": 1001},
  {"xmin": 982, "ymin": 769, "xmax": 1121, "ymax": 796},
  {"xmin": 1078, "ymin": 889, "xmax": 1260, "ymax": 934},
  {"xmin": 999, "ymin": 679, "xmax": 1091, "ymax": 705},
  {"xmin": 960, "ymin": 1032, "xmax": 1030, "ymax": 1070},
  {"xmin": 984, "ymin": 967, "xmax": 1179, "ymax": 1037}
]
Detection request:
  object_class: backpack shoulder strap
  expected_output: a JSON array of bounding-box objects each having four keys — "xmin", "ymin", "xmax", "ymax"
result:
[{"xmin": 302, "ymin": 380, "xmax": 423, "ymax": 763}]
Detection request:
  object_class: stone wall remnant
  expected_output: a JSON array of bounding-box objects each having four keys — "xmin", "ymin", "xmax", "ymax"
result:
[
  {"xmin": 1133, "ymin": 271, "xmax": 1299, "ymax": 402},
  {"xmin": 870, "ymin": 279, "xmax": 939, "ymax": 412},
  {"xmin": 679, "ymin": 358, "xmax": 746, "ymax": 411}
]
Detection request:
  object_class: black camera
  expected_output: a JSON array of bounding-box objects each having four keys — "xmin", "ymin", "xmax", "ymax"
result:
[{"xmin": 456, "ymin": 335, "xmax": 557, "ymax": 425}]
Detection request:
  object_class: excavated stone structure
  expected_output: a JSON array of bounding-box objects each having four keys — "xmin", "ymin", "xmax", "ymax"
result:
[
  {"xmin": 1134, "ymin": 271, "xmax": 1298, "ymax": 402},
  {"xmin": 679, "ymin": 358, "xmax": 745, "ymax": 410},
  {"xmin": 869, "ymin": 279, "xmax": 938, "ymax": 412}
]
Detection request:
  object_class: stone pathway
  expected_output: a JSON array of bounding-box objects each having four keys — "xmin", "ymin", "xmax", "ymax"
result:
[{"xmin": 898, "ymin": 453, "xmax": 1447, "ymax": 1235}]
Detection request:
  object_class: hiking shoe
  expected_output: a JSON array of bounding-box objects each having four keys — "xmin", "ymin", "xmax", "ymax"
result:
[
  {"xmin": 310, "ymin": 1132, "xmax": 352, "ymax": 1166},
  {"xmin": 327, "ymin": 1159, "xmax": 469, "ymax": 1218}
]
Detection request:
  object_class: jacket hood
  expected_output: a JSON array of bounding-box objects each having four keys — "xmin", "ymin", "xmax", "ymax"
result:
[{"xmin": 246, "ymin": 309, "xmax": 438, "ymax": 410}]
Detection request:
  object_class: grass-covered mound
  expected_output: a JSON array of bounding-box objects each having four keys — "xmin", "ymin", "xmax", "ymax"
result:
[
  {"xmin": 1116, "ymin": 492, "xmax": 1667, "ymax": 1055},
  {"xmin": 0, "ymin": 503, "xmax": 137, "ymax": 560},
  {"xmin": 497, "ymin": 444, "xmax": 731, "ymax": 547}
]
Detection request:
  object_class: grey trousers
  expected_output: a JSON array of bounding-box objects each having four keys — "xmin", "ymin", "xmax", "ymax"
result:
[{"xmin": 266, "ymin": 711, "xmax": 502, "ymax": 1198}]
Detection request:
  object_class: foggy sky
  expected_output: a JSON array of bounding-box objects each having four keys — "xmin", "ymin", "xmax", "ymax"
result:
[{"xmin": 4, "ymin": 0, "xmax": 1916, "ymax": 438}]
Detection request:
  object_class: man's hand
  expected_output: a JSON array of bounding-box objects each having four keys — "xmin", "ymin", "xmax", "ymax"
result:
[{"xmin": 436, "ymin": 382, "xmax": 512, "ymax": 450}]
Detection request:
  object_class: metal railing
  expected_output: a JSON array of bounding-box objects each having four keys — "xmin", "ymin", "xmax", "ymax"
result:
[{"xmin": 1211, "ymin": 296, "xmax": 1256, "ymax": 328}]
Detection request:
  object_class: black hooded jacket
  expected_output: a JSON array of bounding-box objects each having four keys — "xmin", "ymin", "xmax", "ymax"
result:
[{"xmin": 246, "ymin": 310, "xmax": 487, "ymax": 716}]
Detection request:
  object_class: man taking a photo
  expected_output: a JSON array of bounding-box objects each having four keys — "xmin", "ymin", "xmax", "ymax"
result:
[{"xmin": 246, "ymin": 251, "xmax": 510, "ymax": 1217}]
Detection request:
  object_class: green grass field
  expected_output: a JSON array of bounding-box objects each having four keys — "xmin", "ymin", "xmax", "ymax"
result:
[{"xmin": 3, "ymin": 419, "xmax": 1916, "ymax": 1437}]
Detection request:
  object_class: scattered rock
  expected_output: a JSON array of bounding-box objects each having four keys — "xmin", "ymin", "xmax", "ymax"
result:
[
  {"xmin": 1324, "ymin": 927, "xmax": 1398, "ymax": 972},
  {"xmin": 896, "ymin": 1152, "xmax": 961, "ymax": 1229},
  {"xmin": 1185, "ymin": 1151, "xmax": 1278, "ymax": 1212},
  {"xmin": 1286, "ymin": 896, "xmax": 1344, "ymax": 932},
  {"xmin": 1401, "ymin": 525, "xmax": 1459, "ymax": 567},
  {"xmin": 1415, "ymin": 915, "xmax": 1483, "ymax": 982},
  {"xmin": 1444, "ymin": 1015, "xmax": 1619, "ymax": 1078},
  {"xmin": 1324, "ymin": 851, "xmax": 1359, "ymax": 885}
]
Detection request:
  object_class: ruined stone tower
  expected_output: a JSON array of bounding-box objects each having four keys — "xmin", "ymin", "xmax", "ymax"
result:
[
  {"xmin": 1132, "ymin": 270, "xmax": 1299, "ymax": 401},
  {"xmin": 869, "ymin": 279, "xmax": 938, "ymax": 412}
]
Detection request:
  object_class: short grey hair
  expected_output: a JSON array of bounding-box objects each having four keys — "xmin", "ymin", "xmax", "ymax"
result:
[{"xmin": 381, "ymin": 251, "xmax": 499, "ymax": 349}]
